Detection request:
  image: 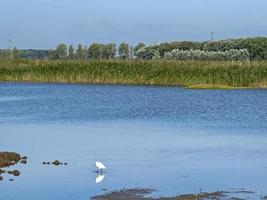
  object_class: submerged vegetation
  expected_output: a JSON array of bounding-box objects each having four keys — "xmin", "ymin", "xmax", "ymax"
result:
[{"xmin": 0, "ymin": 59, "xmax": 266, "ymax": 88}]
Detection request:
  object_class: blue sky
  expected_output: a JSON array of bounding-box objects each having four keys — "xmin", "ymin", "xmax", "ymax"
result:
[{"xmin": 0, "ymin": 0, "xmax": 267, "ymax": 49}]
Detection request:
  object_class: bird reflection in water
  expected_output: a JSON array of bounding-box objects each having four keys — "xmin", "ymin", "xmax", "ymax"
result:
[{"xmin": 95, "ymin": 173, "xmax": 105, "ymax": 183}]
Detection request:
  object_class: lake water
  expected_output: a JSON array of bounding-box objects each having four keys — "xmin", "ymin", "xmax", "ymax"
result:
[{"xmin": 0, "ymin": 83, "xmax": 267, "ymax": 199}]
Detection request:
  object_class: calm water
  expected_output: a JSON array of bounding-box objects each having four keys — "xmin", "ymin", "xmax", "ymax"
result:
[{"xmin": 0, "ymin": 83, "xmax": 267, "ymax": 199}]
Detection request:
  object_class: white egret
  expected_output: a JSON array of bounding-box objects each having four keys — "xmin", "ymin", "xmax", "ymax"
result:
[{"xmin": 95, "ymin": 161, "xmax": 106, "ymax": 172}]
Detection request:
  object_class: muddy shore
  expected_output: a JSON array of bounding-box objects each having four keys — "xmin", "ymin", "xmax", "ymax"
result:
[{"xmin": 91, "ymin": 188, "xmax": 263, "ymax": 200}]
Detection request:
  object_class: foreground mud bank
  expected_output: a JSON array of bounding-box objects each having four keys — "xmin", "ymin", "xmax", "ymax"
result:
[{"xmin": 91, "ymin": 188, "xmax": 265, "ymax": 200}]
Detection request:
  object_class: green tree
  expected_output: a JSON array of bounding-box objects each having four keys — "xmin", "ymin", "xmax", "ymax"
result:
[
  {"xmin": 77, "ymin": 44, "xmax": 83, "ymax": 60},
  {"xmin": 48, "ymin": 50, "xmax": 57, "ymax": 59},
  {"xmin": 56, "ymin": 44, "xmax": 67, "ymax": 59},
  {"xmin": 82, "ymin": 46, "xmax": 88, "ymax": 60},
  {"xmin": 107, "ymin": 43, "xmax": 117, "ymax": 59},
  {"xmin": 88, "ymin": 43, "xmax": 103, "ymax": 59},
  {"xmin": 87, "ymin": 43, "xmax": 116, "ymax": 59},
  {"xmin": 129, "ymin": 45, "xmax": 134, "ymax": 59},
  {"xmin": 68, "ymin": 45, "xmax": 74, "ymax": 59},
  {"xmin": 118, "ymin": 42, "xmax": 129, "ymax": 59},
  {"xmin": 134, "ymin": 43, "xmax": 145, "ymax": 56},
  {"xmin": 12, "ymin": 47, "xmax": 19, "ymax": 60},
  {"xmin": 0, "ymin": 50, "xmax": 9, "ymax": 60}
]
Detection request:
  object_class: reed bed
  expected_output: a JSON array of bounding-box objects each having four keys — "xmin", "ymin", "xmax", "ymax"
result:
[{"xmin": 0, "ymin": 59, "xmax": 266, "ymax": 88}]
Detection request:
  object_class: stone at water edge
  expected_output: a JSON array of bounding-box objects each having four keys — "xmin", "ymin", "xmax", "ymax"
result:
[
  {"xmin": 52, "ymin": 160, "xmax": 61, "ymax": 166},
  {"xmin": 20, "ymin": 159, "xmax": 27, "ymax": 164},
  {"xmin": 7, "ymin": 170, "xmax": 20, "ymax": 176}
]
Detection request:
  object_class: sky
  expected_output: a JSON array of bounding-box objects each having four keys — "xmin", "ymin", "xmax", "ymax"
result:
[{"xmin": 0, "ymin": 0, "xmax": 267, "ymax": 49}]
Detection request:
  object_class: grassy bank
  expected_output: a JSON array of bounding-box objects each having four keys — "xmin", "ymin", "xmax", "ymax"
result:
[{"xmin": 0, "ymin": 60, "xmax": 267, "ymax": 88}]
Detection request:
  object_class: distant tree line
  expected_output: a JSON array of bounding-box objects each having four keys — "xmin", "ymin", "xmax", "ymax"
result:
[
  {"xmin": 136, "ymin": 37, "xmax": 267, "ymax": 60},
  {"xmin": 0, "ymin": 49, "xmax": 50, "ymax": 60},
  {"xmin": 0, "ymin": 42, "xmax": 143, "ymax": 60},
  {"xmin": 48, "ymin": 42, "xmax": 140, "ymax": 60},
  {"xmin": 0, "ymin": 37, "xmax": 267, "ymax": 61}
]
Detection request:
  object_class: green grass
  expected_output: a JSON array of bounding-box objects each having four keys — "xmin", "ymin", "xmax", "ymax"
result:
[{"xmin": 0, "ymin": 59, "xmax": 267, "ymax": 88}]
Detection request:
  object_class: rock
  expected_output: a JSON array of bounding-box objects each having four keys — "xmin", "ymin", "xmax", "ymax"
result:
[
  {"xmin": 20, "ymin": 159, "xmax": 27, "ymax": 164},
  {"xmin": 0, "ymin": 176, "xmax": 3, "ymax": 181},
  {"xmin": 0, "ymin": 152, "xmax": 21, "ymax": 168},
  {"xmin": 43, "ymin": 160, "xmax": 67, "ymax": 166},
  {"xmin": 0, "ymin": 169, "xmax": 5, "ymax": 174},
  {"xmin": 52, "ymin": 160, "xmax": 61, "ymax": 166},
  {"xmin": 8, "ymin": 170, "xmax": 20, "ymax": 176},
  {"xmin": 9, "ymin": 179, "xmax": 14, "ymax": 181},
  {"xmin": 8, "ymin": 161, "xmax": 16, "ymax": 166},
  {"xmin": 53, "ymin": 160, "xmax": 60, "ymax": 166}
]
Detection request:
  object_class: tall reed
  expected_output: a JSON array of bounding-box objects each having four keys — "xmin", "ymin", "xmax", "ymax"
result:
[{"xmin": 0, "ymin": 59, "xmax": 266, "ymax": 88}]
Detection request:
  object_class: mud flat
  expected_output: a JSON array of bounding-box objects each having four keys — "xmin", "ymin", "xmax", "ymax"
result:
[{"xmin": 91, "ymin": 188, "xmax": 259, "ymax": 200}]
